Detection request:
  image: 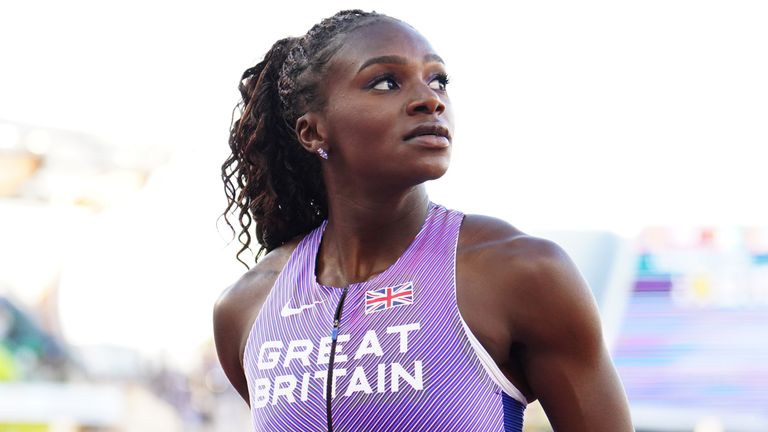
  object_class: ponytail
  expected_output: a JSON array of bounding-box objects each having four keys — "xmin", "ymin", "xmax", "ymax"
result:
[{"xmin": 221, "ymin": 10, "xmax": 385, "ymax": 267}]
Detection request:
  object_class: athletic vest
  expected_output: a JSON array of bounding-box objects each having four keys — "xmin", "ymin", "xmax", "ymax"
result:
[{"xmin": 243, "ymin": 203, "xmax": 527, "ymax": 431}]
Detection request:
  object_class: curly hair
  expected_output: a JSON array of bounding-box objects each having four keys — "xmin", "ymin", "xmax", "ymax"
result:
[{"xmin": 221, "ymin": 9, "xmax": 388, "ymax": 267}]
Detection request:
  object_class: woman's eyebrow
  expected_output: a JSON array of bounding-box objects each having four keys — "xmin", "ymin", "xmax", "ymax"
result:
[{"xmin": 357, "ymin": 54, "xmax": 445, "ymax": 73}]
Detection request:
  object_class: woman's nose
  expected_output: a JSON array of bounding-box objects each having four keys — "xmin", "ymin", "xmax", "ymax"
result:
[{"xmin": 406, "ymin": 87, "xmax": 446, "ymax": 116}]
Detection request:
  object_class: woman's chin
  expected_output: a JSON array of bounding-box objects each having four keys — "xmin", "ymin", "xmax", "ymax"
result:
[{"xmin": 409, "ymin": 160, "xmax": 451, "ymax": 185}]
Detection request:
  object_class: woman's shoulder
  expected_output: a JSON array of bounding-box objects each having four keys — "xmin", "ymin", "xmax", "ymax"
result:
[
  {"xmin": 216, "ymin": 238, "xmax": 302, "ymax": 310},
  {"xmin": 458, "ymin": 213, "xmax": 567, "ymax": 270},
  {"xmin": 212, "ymin": 237, "xmax": 303, "ymax": 401},
  {"xmin": 457, "ymin": 213, "xmax": 595, "ymax": 330},
  {"xmin": 459, "ymin": 214, "xmax": 630, "ymax": 428}
]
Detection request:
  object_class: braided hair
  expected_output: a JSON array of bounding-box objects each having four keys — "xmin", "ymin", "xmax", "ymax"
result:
[{"xmin": 221, "ymin": 9, "xmax": 388, "ymax": 267}]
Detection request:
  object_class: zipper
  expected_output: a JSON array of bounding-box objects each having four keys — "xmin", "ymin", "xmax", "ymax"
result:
[{"xmin": 326, "ymin": 285, "xmax": 349, "ymax": 432}]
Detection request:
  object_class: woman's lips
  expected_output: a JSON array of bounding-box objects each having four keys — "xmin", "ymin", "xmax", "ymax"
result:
[{"xmin": 404, "ymin": 134, "xmax": 450, "ymax": 148}]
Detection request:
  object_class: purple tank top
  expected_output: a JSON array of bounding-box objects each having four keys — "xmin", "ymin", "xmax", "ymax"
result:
[{"xmin": 243, "ymin": 203, "xmax": 526, "ymax": 431}]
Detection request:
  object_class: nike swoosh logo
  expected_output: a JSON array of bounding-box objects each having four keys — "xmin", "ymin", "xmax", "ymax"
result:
[{"xmin": 280, "ymin": 300, "xmax": 324, "ymax": 317}]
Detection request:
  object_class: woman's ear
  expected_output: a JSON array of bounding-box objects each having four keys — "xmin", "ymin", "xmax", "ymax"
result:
[{"xmin": 295, "ymin": 113, "xmax": 327, "ymax": 154}]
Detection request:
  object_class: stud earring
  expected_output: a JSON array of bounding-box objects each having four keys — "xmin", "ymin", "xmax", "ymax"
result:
[{"xmin": 317, "ymin": 148, "xmax": 328, "ymax": 160}]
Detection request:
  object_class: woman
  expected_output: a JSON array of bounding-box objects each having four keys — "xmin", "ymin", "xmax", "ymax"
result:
[{"xmin": 214, "ymin": 9, "xmax": 632, "ymax": 432}]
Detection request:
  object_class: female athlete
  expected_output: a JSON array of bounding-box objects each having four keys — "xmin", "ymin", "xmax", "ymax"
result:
[{"xmin": 214, "ymin": 9, "xmax": 633, "ymax": 432}]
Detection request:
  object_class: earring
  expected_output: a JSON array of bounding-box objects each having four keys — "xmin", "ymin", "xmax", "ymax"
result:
[{"xmin": 317, "ymin": 148, "xmax": 328, "ymax": 160}]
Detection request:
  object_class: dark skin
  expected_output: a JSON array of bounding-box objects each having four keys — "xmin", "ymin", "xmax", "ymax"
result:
[{"xmin": 214, "ymin": 18, "xmax": 633, "ymax": 431}]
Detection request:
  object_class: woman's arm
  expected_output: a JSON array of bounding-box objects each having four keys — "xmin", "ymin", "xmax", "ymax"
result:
[
  {"xmin": 511, "ymin": 238, "xmax": 633, "ymax": 431},
  {"xmin": 458, "ymin": 215, "xmax": 633, "ymax": 431},
  {"xmin": 212, "ymin": 242, "xmax": 298, "ymax": 405},
  {"xmin": 213, "ymin": 276, "xmax": 261, "ymax": 404}
]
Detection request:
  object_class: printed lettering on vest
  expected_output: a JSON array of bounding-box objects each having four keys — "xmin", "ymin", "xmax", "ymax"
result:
[{"xmin": 252, "ymin": 322, "xmax": 423, "ymax": 407}]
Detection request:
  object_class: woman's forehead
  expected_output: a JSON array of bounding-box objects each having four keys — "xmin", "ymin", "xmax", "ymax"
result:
[{"xmin": 329, "ymin": 19, "xmax": 440, "ymax": 74}]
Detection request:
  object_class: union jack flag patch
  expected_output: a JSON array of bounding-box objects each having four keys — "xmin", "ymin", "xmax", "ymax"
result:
[{"xmin": 365, "ymin": 281, "xmax": 414, "ymax": 314}]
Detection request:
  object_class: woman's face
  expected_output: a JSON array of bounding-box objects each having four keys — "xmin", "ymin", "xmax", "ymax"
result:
[{"xmin": 317, "ymin": 18, "xmax": 454, "ymax": 190}]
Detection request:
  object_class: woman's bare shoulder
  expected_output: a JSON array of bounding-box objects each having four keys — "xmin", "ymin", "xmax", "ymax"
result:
[
  {"xmin": 458, "ymin": 213, "xmax": 561, "ymax": 269},
  {"xmin": 457, "ymin": 214, "xmax": 594, "ymax": 334},
  {"xmin": 212, "ymin": 237, "xmax": 302, "ymax": 403},
  {"xmin": 458, "ymin": 214, "xmax": 630, "ymax": 430},
  {"xmin": 216, "ymin": 240, "xmax": 300, "ymax": 309}
]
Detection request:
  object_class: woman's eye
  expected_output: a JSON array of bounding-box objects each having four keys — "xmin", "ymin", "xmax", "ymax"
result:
[
  {"xmin": 429, "ymin": 74, "xmax": 450, "ymax": 91},
  {"xmin": 372, "ymin": 78, "xmax": 398, "ymax": 91}
]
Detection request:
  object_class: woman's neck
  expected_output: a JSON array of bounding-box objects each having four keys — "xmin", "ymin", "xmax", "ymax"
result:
[{"xmin": 316, "ymin": 185, "xmax": 430, "ymax": 288}]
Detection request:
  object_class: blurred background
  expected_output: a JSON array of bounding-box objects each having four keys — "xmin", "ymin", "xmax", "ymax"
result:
[{"xmin": 1, "ymin": 0, "xmax": 766, "ymax": 431}]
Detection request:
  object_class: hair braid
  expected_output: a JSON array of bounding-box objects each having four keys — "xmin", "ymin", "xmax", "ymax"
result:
[{"xmin": 221, "ymin": 9, "xmax": 387, "ymax": 267}]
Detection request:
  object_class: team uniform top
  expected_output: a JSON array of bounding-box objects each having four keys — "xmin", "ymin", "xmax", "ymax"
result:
[{"xmin": 243, "ymin": 202, "xmax": 528, "ymax": 431}]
